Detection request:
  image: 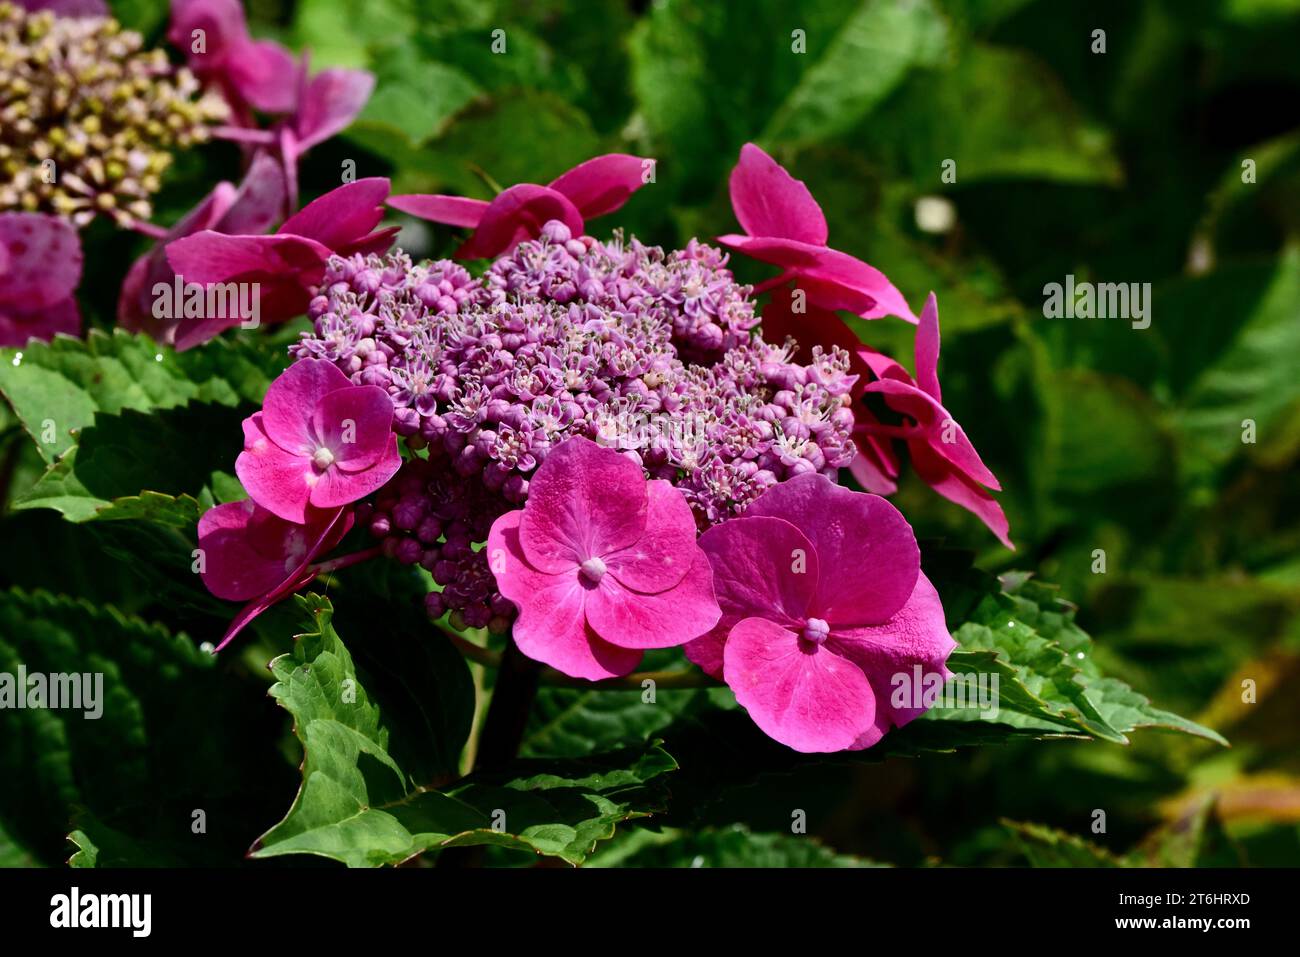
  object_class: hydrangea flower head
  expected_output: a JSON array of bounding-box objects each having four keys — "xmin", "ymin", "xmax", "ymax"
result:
[
  {"xmin": 854, "ymin": 293, "xmax": 1013, "ymax": 549},
  {"xmin": 686, "ymin": 472, "xmax": 955, "ymax": 752},
  {"xmin": 718, "ymin": 143, "xmax": 917, "ymax": 324},
  {"xmin": 236, "ymin": 358, "xmax": 401, "ymax": 524},
  {"xmin": 390, "ymin": 153, "xmax": 650, "ymax": 259},
  {"xmin": 487, "ymin": 436, "xmax": 720, "ymax": 679},
  {"xmin": 0, "ymin": 2, "xmax": 227, "ymax": 227},
  {"xmin": 198, "ymin": 498, "xmax": 353, "ymax": 651},
  {"xmin": 0, "ymin": 211, "xmax": 82, "ymax": 346}
]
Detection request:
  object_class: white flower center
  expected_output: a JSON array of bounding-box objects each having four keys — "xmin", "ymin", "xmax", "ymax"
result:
[
  {"xmin": 802, "ymin": 618, "xmax": 830, "ymax": 645},
  {"xmin": 312, "ymin": 447, "xmax": 336, "ymax": 469},
  {"xmin": 579, "ymin": 556, "xmax": 607, "ymax": 583}
]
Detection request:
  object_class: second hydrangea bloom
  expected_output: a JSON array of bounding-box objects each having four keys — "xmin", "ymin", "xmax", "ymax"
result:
[
  {"xmin": 686, "ymin": 473, "xmax": 955, "ymax": 753},
  {"xmin": 488, "ymin": 437, "xmax": 721, "ymax": 680}
]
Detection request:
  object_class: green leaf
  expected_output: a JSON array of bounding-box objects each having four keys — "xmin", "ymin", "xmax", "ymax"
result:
[
  {"xmin": 1168, "ymin": 248, "xmax": 1300, "ymax": 479},
  {"xmin": 354, "ymin": 44, "xmax": 483, "ymax": 146},
  {"xmin": 1002, "ymin": 578, "xmax": 1230, "ymax": 745},
  {"xmin": 761, "ymin": 0, "xmax": 948, "ymax": 148},
  {"xmin": 66, "ymin": 831, "xmax": 96, "ymax": 868},
  {"xmin": 589, "ymin": 823, "xmax": 886, "ymax": 868},
  {"xmin": 631, "ymin": 0, "xmax": 944, "ymax": 198},
  {"xmin": 0, "ymin": 588, "xmax": 293, "ymax": 865},
  {"xmin": 392, "ymin": 92, "xmax": 602, "ymax": 197},
  {"xmin": 0, "ymin": 331, "xmax": 279, "ymax": 464},
  {"xmin": 1002, "ymin": 820, "xmax": 1124, "ymax": 867},
  {"xmin": 0, "ymin": 819, "xmax": 40, "ymax": 868},
  {"xmin": 252, "ymin": 594, "xmax": 675, "ymax": 867},
  {"xmin": 870, "ymin": 42, "xmax": 1122, "ymax": 187},
  {"xmin": 1130, "ymin": 797, "xmax": 1245, "ymax": 867},
  {"xmin": 13, "ymin": 402, "xmax": 244, "ymax": 523},
  {"xmin": 522, "ymin": 649, "xmax": 727, "ymax": 758}
]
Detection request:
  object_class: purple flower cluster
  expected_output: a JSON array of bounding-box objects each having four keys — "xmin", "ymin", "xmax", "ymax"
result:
[{"xmin": 294, "ymin": 220, "xmax": 857, "ymax": 628}]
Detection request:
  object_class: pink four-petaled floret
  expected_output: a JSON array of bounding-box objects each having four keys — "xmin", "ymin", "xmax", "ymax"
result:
[
  {"xmin": 487, "ymin": 436, "xmax": 721, "ymax": 680},
  {"xmin": 686, "ymin": 472, "xmax": 955, "ymax": 753},
  {"xmin": 236, "ymin": 358, "xmax": 402, "ymax": 524}
]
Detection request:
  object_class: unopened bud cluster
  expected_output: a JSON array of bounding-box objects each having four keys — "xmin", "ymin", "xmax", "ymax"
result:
[{"xmin": 0, "ymin": 2, "xmax": 226, "ymax": 226}]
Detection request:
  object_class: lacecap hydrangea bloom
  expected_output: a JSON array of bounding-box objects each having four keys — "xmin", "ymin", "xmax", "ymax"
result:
[
  {"xmin": 195, "ymin": 145, "xmax": 1012, "ymax": 755},
  {"xmin": 292, "ymin": 220, "xmax": 859, "ymax": 627}
]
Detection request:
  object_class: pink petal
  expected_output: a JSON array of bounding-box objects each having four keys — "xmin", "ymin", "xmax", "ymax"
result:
[
  {"xmin": 211, "ymin": 505, "xmax": 353, "ymax": 653},
  {"xmin": 729, "ymin": 143, "xmax": 828, "ymax": 246},
  {"xmin": 603, "ymin": 479, "xmax": 698, "ymax": 593},
  {"xmin": 862, "ymin": 378, "xmax": 1001, "ymax": 491},
  {"xmin": 910, "ymin": 441, "xmax": 1014, "ymax": 549},
  {"xmin": 744, "ymin": 473, "xmax": 919, "ymax": 626},
  {"xmin": 293, "ymin": 68, "xmax": 376, "ymax": 151},
  {"xmin": 199, "ymin": 499, "xmax": 320, "ymax": 600},
  {"xmin": 169, "ymin": 0, "xmax": 248, "ymax": 67},
  {"xmin": 457, "ymin": 184, "xmax": 584, "ymax": 260},
  {"xmin": 261, "ymin": 359, "xmax": 354, "ymax": 455},
  {"xmin": 279, "ymin": 178, "xmax": 390, "ymax": 251},
  {"xmin": 213, "ymin": 152, "xmax": 286, "ymax": 234},
  {"xmin": 235, "ymin": 413, "xmax": 314, "ymax": 524},
  {"xmin": 339, "ymin": 225, "xmax": 400, "ymax": 257},
  {"xmin": 760, "ymin": 284, "xmax": 864, "ymax": 369},
  {"xmin": 22, "ymin": 0, "xmax": 108, "ymax": 14},
  {"xmin": 724, "ymin": 616, "xmax": 877, "ymax": 753},
  {"xmin": 0, "ymin": 213, "xmax": 82, "ymax": 308},
  {"xmin": 585, "ymin": 550, "xmax": 720, "ymax": 650},
  {"xmin": 915, "ymin": 292, "xmax": 942, "ymax": 401},
  {"xmin": 719, "ymin": 234, "xmax": 918, "ymax": 323},
  {"xmin": 387, "ymin": 194, "xmax": 488, "ymax": 228},
  {"xmin": 826, "ymin": 572, "xmax": 956, "ymax": 747},
  {"xmin": 488, "ymin": 511, "xmax": 641, "ymax": 680},
  {"xmin": 311, "ymin": 385, "xmax": 395, "ymax": 471},
  {"xmin": 547, "ymin": 153, "xmax": 649, "ymax": 219},
  {"xmin": 686, "ymin": 514, "xmax": 819, "ymax": 680},
  {"xmin": 0, "ymin": 297, "xmax": 80, "ymax": 348},
  {"xmin": 850, "ymin": 428, "xmax": 901, "ymax": 496},
  {"xmin": 518, "ymin": 436, "xmax": 647, "ymax": 575},
  {"xmin": 225, "ymin": 39, "xmax": 299, "ymax": 114},
  {"xmin": 697, "ymin": 515, "xmax": 817, "ymax": 629},
  {"xmin": 309, "ymin": 433, "xmax": 401, "ymax": 509},
  {"xmin": 683, "ymin": 629, "xmax": 726, "ymax": 681},
  {"xmin": 165, "ymin": 230, "xmax": 331, "ymax": 286}
]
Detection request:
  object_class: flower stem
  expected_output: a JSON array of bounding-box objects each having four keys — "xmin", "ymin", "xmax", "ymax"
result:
[
  {"xmin": 309, "ymin": 545, "xmax": 384, "ymax": 576},
  {"xmin": 474, "ymin": 636, "xmax": 541, "ymax": 772}
]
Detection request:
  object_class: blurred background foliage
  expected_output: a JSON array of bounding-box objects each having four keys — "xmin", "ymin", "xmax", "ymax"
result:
[{"xmin": 4, "ymin": 0, "xmax": 1299, "ymax": 866}]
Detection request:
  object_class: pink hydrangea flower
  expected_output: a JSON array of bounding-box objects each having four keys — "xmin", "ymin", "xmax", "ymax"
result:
[
  {"xmin": 389, "ymin": 154, "xmax": 651, "ymax": 259},
  {"xmin": 685, "ymin": 472, "xmax": 955, "ymax": 753},
  {"xmin": 0, "ymin": 213, "xmax": 82, "ymax": 347},
  {"xmin": 718, "ymin": 143, "xmax": 917, "ymax": 324},
  {"xmin": 236, "ymin": 359, "xmax": 402, "ymax": 524},
  {"xmin": 198, "ymin": 498, "xmax": 353, "ymax": 651},
  {"xmin": 118, "ymin": 153, "xmax": 284, "ymax": 344},
  {"xmin": 854, "ymin": 294, "xmax": 1013, "ymax": 549},
  {"xmin": 165, "ymin": 178, "xmax": 397, "ymax": 348},
  {"xmin": 169, "ymin": 0, "xmax": 298, "ymax": 114},
  {"xmin": 275, "ymin": 57, "xmax": 375, "ymax": 208},
  {"xmin": 486, "ymin": 436, "xmax": 721, "ymax": 680}
]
